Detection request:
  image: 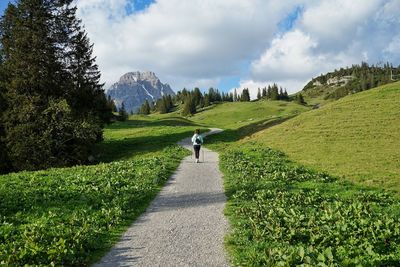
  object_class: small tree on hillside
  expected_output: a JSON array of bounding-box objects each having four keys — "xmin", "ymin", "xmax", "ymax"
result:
[
  {"xmin": 295, "ymin": 93, "xmax": 306, "ymax": 105},
  {"xmin": 181, "ymin": 94, "xmax": 196, "ymax": 116},
  {"xmin": 241, "ymin": 89, "xmax": 251, "ymax": 101},
  {"xmin": 204, "ymin": 94, "xmax": 210, "ymax": 107},
  {"xmin": 262, "ymin": 87, "xmax": 267, "ymax": 98},
  {"xmin": 157, "ymin": 97, "xmax": 168, "ymax": 114},
  {"xmin": 119, "ymin": 102, "xmax": 128, "ymax": 121},
  {"xmin": 257, "ymin": 88, "xmax": 261, "ymax": 100},
  {"xmin": 233, "ymin": 88, "xmax": 238, "ymax": 102},
  {"xmin": 139, "ymin": 100, "xmax": 151, "ymax": 115}
]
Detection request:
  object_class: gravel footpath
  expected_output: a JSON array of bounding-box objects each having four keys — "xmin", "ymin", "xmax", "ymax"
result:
[{"xmin": 95, "ymin": 128, "xmax": 229, "ymax": 267}]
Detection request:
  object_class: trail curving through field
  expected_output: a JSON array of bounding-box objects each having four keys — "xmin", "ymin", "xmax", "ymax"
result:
[{"xmin": 95, "ymin": 128, "xmax": 229, "ymax": 266}]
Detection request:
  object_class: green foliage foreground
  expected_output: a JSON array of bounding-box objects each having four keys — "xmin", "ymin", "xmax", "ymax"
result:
[
  {"xmin": 221, "ymin": 145, "xmax": 400, "ymax": 266},
  {"xmin": 0, "ymin": 146, "xmax": 188, "ymax": 266}
]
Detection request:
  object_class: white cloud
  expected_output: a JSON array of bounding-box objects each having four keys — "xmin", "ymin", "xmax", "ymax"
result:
[
  {"xmin": 251, "ymin": 30, "xmax": 322, "ymax": 81},
  {"xmin": 300, "ymin": 0, "xmax": 383, "ymax": 50},
  {"xmin": 246, "ymin": 0, "xmax": 400, "ymax": 93},
  {"xmin": 75, "ymin": 0, "xmax": 297, "ymax": 90},
  {"xmin": 74, "ymin": 0, "xmax": 400, "ymax": 93}
]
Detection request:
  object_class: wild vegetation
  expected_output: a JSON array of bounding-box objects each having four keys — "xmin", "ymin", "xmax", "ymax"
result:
[
  {"xmin": 220, "ymin": 146, "xmax": 400, "ymax": 266},
  {"xmin": 0, "ymin": 147, "xmax": 188, "ymax": 266}
]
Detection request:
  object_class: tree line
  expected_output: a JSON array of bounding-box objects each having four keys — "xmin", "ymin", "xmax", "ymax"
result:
[
  {"xmin": 303, "ymin": 62, "xmax": 400, "ymax": 100},
  {"xmin": 0, "ymin": 0, "xmax": 114, "ymax": 173},
  {"xmin": 138, "ymin": 83, "xmax": 303, "ymax": 117}
]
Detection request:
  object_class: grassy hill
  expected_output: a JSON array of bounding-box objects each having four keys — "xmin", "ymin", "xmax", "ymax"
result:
[
  {"xmin": 248, "ymin": 81, "xmax": 400, "ymax": 192},
  {"xmin": 300, "ymin": 63, "xmax": 400, "ymax": 105},
  {"xmin": 190, "ymin": 100, "xmax": 309, "ymax": 129}
]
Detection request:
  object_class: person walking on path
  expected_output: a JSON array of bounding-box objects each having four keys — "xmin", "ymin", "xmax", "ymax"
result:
[{"xmin": 191, "ymin": 129, "xmax": 204, "ymax": 163}]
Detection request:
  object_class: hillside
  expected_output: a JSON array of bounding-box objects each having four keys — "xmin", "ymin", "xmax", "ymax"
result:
[
  {"xmin": 189, "ymin": 100, "xmax": 309, "ymax": 129},
  {"xmin": 248, "ymin": 81, "xmax": 400, "ymax": 192},
  {"xmin": 301, "ymin": 62, "xmax": 400, "ymax": 105}
]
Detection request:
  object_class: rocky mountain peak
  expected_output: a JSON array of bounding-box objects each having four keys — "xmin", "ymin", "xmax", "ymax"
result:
[
  {"xmin": 119, "ymin": 71, "xmax": 158, "ymax": 84},
  {"xmin": 107, "ymin": 71, "xmax": 175, "ymax": 113}
]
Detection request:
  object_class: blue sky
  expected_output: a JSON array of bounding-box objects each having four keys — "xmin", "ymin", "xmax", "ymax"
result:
[
  {"xmin": 0, "ymin": 0, "xmax": 153, "ymax": 16},
  {"xmin": 1, "ymin": 0, "xmax": 400, "ymax": 96},
  {"xmin": 0, "ymin": 1, "xmax": 14, "ymax": 14}
]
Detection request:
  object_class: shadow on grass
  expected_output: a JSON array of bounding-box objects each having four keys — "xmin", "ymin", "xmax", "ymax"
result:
[{"xmin": 96, "ymin": 130, "xmax": 196, "ymax": 163}]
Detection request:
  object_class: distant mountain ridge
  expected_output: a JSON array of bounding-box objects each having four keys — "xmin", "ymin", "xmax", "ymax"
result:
[{"xmin": 107, "ymin": 71, "xmax": 175, "ymax": 113}]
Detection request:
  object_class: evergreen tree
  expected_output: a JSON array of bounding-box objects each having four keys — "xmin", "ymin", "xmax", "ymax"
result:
[
  {"xmin": 257, "ymin": 88, "xmax": 261, "ymax": 100},
  {"xmin": 181, "ymin": 94, "xmax": 196, "ymax": 116},
  {"xmin": 139, "ymin": 100, "xmax": 150, "ymax": 115},
  {"xmin": 0, "ymin": 52, "xmax": 10, "ymax": 173},
  {"xmin": 241, "ymin": 88, "xmax": 251, "ymax": 101},
  {"xmin": 233, "ymin": 88, "xmax": 238, "ymax": 102},
  {"xmin": 215, "ymin": 89, "xmax": 222, "ymax": 102},
  {"xmin": 107, "ymin": 95, "xmax": 117, "ymax": 112},
  {"xmin": 204, "ymin": 93, "xmax": 210, "ymax": 107},
  {"xmin": 262, "ymin": 87, "xmax": 267, "ymax": 98},
  {"xmin": 267, "ymin": 85, "xmax": 272, "ymax": 99},
  {"xmin": 295, "ymin": 93, "xmax": 306, "ymax": 105},
  {"xmin": 199, "ymin": 97, "xmax": 205, "ymax": 108},
  {"xmin": 0, "ymin": 0, "xmax": 113, "ymax": 171},
  {"xmin": 270, "ymin": 84, "xmax": 279, "ymax": 100},
  {"xmin": 119, "ymin": 102, "xmax": 128, "ymax": 121},
  {"xmin": 193, "ymin": 87, "xmax": 202, "ymax": 106},
  {"xmin": 167, "ymin": 95, "xmax": 173, "ymax": 110},
  {"xmin": 279, "ymin": 87, "xmax": 284, "ymax": 100},
  {"xmin": 208, "ymin": 88, "xmax": 215, "ymax": 102},
  {"xmin": 283, "ymin": 89, "xmax": 289, "ymax": 101},
  {"xmin": 228, "ymin": 92, "xmax": 234, "ymax": 102},
  {"xmin": 157, "ymin": 97, "xmax": 168, "ymax": 114}
]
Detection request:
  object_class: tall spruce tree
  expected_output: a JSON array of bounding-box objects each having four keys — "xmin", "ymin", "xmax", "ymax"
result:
[
  {"xmin": 0, "ymin": 1, "xmax": 111, "ymax": 171},
  {"xmin": 241, "ymin": 88, "xmax": 250, "ymax": 101},
  {"xmin": 257, "ymin": 88, "xmax": 261, "ymax": 100},
  {"xmin": 139, "ymin": 100, "xmax": 150, "ymax": 115},
  {"xmin": 0, "ymin": 48, "xmax": 9, "ymax": 173},
  {"xmin": 181, "ymin": 94, "xmax": 196, "ymax": 116},
  {"xmin": 118, "ymin": 102, "xmax": 128, "ymax": 120},
  {"xmin": 157, "ymin": 97, "xmax": 168, "ymax": 114},
  {"xmin": 262, "ymin": 87, "xmax": 267, "ymax": 98}
]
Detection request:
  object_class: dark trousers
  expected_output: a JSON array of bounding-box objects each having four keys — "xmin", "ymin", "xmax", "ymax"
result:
[{"xmin": 193, "ymin": 145, "xmax": 201, "ymax": 159}]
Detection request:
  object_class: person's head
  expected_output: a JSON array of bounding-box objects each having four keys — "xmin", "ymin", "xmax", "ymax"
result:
[{"xmin": 194, "ymin": 129, "xmax": 200, "ymax": 134}]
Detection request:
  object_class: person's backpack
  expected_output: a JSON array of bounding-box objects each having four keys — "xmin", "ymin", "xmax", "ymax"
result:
[{"xmin": 195, "ymin": 136, "xmax": 202, "ymax": 145}]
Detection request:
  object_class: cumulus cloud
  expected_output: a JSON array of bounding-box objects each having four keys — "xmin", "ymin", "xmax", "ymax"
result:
[
  {"xmin": 75, "ymin": 0, "xmax": 297, "ymax": 90},
  {"xmin": 246, "ymin": 0, "xmax": 400, "ymax": 94},
  {"xmin": 74, "ymin": 0, "xmax": 400, "ymax": 93}
]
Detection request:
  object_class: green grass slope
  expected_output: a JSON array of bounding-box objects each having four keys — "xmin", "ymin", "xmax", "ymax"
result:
[
  {"xmin": 249, "ymin": 82, "xmax": 400, "ymax": 192},
  {"xmin": 190, "ymin": 100, "xmax": 309, "ymax": 129}
]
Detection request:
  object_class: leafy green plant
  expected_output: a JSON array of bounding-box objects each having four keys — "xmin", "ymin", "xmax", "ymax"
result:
[
  {"xmin": 0, "ymin": 146, "xmax": 188, "ymax": 266},
  {"xmin": 221, "ymin": 147, "xmax": 400, "ymax": 266}
]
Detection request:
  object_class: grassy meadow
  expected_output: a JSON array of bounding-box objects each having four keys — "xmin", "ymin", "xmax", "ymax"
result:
[
  {"xmin": 1, "ymin": 81, "xmax": 400, "ymax": 265},
  {"xmin": 248, "ymin": 82, "xmax": 400, "ymax": 192}
]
